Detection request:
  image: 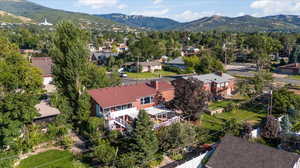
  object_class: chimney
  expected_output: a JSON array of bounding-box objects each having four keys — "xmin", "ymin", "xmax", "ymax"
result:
[
  {"xmin": 216, "ymin": 71, "xmax": 223, "ymax": 77},
  {"xmin": 151, "ymin": 80, "xmax": 159, "ymax": 90}
]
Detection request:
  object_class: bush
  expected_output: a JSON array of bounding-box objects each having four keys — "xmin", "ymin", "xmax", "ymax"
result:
[
  {"xmin": 170, "ymin": 153, "xmax": 183, "ymax": 161},
  {"xmin": 162, "ymin": 65, "xmax": 184, "ymax": 74},
  {"xmin": 147, "ymin": 153, "xmax": 163, "ymax": 168},
  {"xmin": 224, "ymin": 102, "xmax": 237, "ymax": 112},
  {"xmin": 72, "ymin": 160, "xmax": 86, "ymax": 168},
  {"xmin": 157, "ymin": 123, "xmax": 196, "ymax": 153},
  {"xmin": 59, "ymin": 136, "xmax": 74, "ymax": 149}
]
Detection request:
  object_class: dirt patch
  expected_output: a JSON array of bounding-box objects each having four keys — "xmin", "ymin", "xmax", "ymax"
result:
[{"xmin": 273, "ymin": 73, "xmax": 288, "ymax": 78}]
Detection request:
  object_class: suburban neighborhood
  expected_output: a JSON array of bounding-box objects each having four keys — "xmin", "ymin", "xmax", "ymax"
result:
[{"xmin": 3, "ymin": 0, "xmax": 300, "ymax": 168}]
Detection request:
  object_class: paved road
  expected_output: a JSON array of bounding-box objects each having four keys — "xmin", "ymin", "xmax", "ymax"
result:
[
  {"xmin": 227, "ymin": 69, "xmax": 300, "ymax": 86},
  {"xmin": 121, "ymin": 64, "xmax": 300, "ymax": 86}
]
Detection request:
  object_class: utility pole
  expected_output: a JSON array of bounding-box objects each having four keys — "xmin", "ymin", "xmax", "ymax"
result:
[{"xmin": 268, "ymin": 87, "xmax": 273, "ymax": 115}]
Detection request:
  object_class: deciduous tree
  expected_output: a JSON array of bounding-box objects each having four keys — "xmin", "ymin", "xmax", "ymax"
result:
[{"xmin": 169, "ymin": 78, "xmax": 209, "ymax": 120}]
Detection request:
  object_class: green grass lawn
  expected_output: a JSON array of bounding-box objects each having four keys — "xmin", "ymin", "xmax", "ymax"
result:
[
  {"xmin": 208, "ymin": 99, "xmax": 244, "ymax": 110},
  {"xmin": 17, "ymin": 150, "xmax": 84, "ymax": 168},
  {"xmin": 288, "ymin": 75, "xmax": 300, "ymax": 80},
  {"xmin": 200, "ymin": 107, "xmax": 266, "ymax": 131},
  {"xmin": 127, "ymin": 71, "xmax": 177, "ymax": 79}
]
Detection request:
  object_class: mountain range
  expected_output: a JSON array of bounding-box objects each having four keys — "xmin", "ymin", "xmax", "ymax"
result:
[
  {"xmin": 97, "ymin": 13, "xmax": 181, "ymax": 30},
  {"xmin": 97, "ymin": 13, "xmax": 300, "ymax": 32},
  {"xmin": 0, "ymin": 0, "xmax": 124, "ymax": 29},
  {"xmin": 1, "ymin": 0, "xmax": 300, "ymax": 32}
]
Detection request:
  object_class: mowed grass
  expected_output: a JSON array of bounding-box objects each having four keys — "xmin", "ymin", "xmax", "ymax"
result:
[
  {"xmin": 17, "ymin": 150, "xmax": 77, "ymax": 168},
  {"xmin": 200, "ymin": 107, "xmax": 266, "ymax": 131},
  {"xmin": 208, "ymin": 99, "xmax": 244, "ymax": 110},
  {"xmin": 127, "ymin": 71, "xmax": 177, "ymax": 79},
  {"xmin": 288, "ymin": 75, "xmax": 300, "ymax": 80}
]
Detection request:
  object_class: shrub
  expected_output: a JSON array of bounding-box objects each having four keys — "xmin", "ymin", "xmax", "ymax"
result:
[
  {"xmin": 162, "ymin": 65, "xmax": 184, "ymax": 74},
  {"xmin": 170, "ymin": 153, "xmax": 183, "ymax": 161},
  {"xmin": 59, "ymin": 136, "xmax": 74, "ymax": 149}
]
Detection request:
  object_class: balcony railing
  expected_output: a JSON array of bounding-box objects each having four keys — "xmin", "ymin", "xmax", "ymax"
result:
[
  {"xmin": 105, "ymin": 107, "xmax": 139, "ymax": 120},
  {"xmin": 153, "ymin": 116, "xmax": 181, "ymax": 130}
]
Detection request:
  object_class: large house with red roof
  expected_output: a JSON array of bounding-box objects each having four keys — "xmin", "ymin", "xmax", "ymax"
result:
[{"xmin": 88, "ymin": 80, "xmax": 178, "ymax": 131}]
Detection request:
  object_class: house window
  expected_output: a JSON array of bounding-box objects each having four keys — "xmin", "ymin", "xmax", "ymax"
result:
[
  {"xmin": 115, "ymin": 106, "xmax": 122, "ymax": 111},
  {"xmin": 141, "ymin": 96, "xmax": 154, "ymax": 105},
  {"xmin": 104, "ymin": 108, "xmax": 110, "ymax": 113}
]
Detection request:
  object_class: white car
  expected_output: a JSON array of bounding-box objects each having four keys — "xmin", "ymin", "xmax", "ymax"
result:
[{"xmin": 120, "ymin": 73, "xmax": 128, "ymax": 78}]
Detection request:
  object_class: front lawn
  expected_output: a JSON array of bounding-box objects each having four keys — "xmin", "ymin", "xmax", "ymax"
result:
[
  {"xmin": 127, "ymin": 71, "xmax": 177, "ymax": 79},
  {"xmin": 17, "ymin": 150, "xmax": 86, "ymax": 168}
]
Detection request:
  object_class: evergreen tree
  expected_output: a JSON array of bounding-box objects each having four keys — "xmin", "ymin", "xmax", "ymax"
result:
[
  {"xmin": 129, "ymin": 110, "xmax": 159, "ymax": 166},
  {"xmin": 281, "ymin": 115, "xmax": 292, "ymax": 134}
]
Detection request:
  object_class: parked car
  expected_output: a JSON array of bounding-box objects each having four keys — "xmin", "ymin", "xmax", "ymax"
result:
[{"xmin": 120, "ymin": 73, "xmax": 128, "ymax": 78}]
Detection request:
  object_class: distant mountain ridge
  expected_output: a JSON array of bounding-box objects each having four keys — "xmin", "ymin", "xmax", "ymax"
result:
[
  {"xmin": 97, "ymin": 13, "xmax": 181, "ymax": 30},
  {"xmin": 0, "ymin": 0, "xmax": 125, "ymax": 29},
  {"xmin": 2, "ymin": 0, "xmax": 300, "ymax": 32},
  {"xmin": 98, "ymin": 13, "xmax": 300, "ymax": 32},
  {"xmin": 176, "ymin": 15, "xmax": 300, "ymax": 32}
]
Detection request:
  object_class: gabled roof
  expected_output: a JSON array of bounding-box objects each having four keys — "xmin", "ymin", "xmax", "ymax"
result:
[
  {"xmin": 31, "ymin": 57, "xmax": 52, "ymax": 77},
  {"xmin": 87, "ymin": 81, "xmax": 174, "ymax": 108},
  {"xmin": 139, "ymin": 61, "xmax": 161, "ymax": 67},
  {"xmin": 167, "ymin": 57, "xmax": 185, "ymax": 65},
  {"xmin": 206, "ymin": 135, "xmax": 299, "ymax": 168},
  {"xmin": 279, "ymin": 63, "xmax": 300, "ymax": 70},
  {"xmin": 185, "ymin": 73, "xmax": 235, "ymax": 84}
]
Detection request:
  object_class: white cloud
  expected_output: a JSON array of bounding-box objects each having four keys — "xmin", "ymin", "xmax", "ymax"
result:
[
  {"xmin": 78, "ymin": 0, "xmax": 118, "ymax": 8},
  {"xmin": 174, "ymin": 10, "xmax": 221, "ymax": 22},
  {"xmin": 250, "ymin": 0, "xmax": 300, "ymax": 16},
  {"xmin": 117, "ymin": 4, "xmax": 127, "ymax": 10},
  {"xmin": 131, "ymin": 8, "xmax": 169, "ymax": 17},
  {"xmin": 153, "ymin": 0, "xmax": 163, "ymax": 5}
]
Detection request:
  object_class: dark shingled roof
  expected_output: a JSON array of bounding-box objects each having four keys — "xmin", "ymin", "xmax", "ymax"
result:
[{"xmin": 206, "ymin": 135, "xmax": 299, "ymax": 168}]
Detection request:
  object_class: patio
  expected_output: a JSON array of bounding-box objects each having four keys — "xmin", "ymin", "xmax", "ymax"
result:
[{"xmin": 145, "ymin": 106, "xmax": 181, "ymax": 129}]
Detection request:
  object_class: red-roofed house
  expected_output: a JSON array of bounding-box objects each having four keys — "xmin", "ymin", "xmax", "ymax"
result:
[
  {"xmin": 88, "ymin": 81, "xmax": 177, "ymax": 131},
  {"xmin": 31, "ymin": 57, "xmax": 53, "ymax": 85}
]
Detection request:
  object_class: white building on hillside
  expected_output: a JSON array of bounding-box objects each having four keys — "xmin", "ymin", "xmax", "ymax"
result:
[{"xmin": 39, "ymin": 18, "xmax": 53, "ymax": 26}]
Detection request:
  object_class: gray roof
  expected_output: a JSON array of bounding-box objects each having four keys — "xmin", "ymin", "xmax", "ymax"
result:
[
  {"xmin": 184, "ymin": 73, "xmax": 235, "ymax": 83},
  {"xmin": 206, "ymin": 135, "xmax": 300, "ymax": 168},
  {"xmin": 92, "ymin": 52, "xmax": 118, "ymax": 59},
  {"xmin": 31, "ymin": 57, "xmax": 52, "ymax": 77},
  {"xmin": 167, "ymin": 57, "xmax": 185, "ymax": 65},
  {"xmin": 139, "ymin": 61, "xmax": 161, "ymax": 66}
]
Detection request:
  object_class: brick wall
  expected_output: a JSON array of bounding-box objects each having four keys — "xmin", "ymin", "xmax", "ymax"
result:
[{"xmin": 133, "ymin": 89, "xmax": 175, "ymax": 111}]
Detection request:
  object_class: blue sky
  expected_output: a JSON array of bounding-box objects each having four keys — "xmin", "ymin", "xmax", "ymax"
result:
[{"xmin": 29, "ymin": 0, "xmax": 300, "ymax": 22}]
